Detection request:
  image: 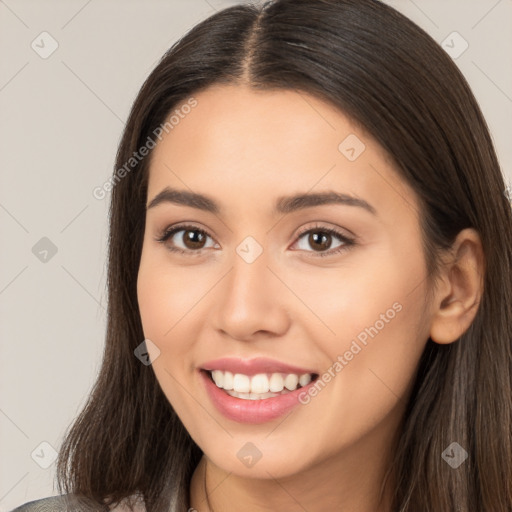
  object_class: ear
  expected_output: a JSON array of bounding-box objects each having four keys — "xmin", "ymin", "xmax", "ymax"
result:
[{"xmin": 429, "ymin": 228, "xmax": 485, "ymax": 344}]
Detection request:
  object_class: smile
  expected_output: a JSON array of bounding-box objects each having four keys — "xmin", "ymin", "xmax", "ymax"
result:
[
  {"xmin": 208, "ymin": 369, "xmax": 316, "ymax": 399},
  {"xmin": 198, "ymin": 357, "xmax": 320, "ymax": 423}
]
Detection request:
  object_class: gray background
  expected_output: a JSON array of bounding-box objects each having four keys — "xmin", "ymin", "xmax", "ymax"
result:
[{"xmin": 0, "ymin": 0, "xmax": 510, "ymax": 509}]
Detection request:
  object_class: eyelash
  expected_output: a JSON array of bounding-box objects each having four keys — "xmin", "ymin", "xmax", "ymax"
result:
[{"xmin": 154, "ymin": 223, "xmax": 356, "ymax": 258}]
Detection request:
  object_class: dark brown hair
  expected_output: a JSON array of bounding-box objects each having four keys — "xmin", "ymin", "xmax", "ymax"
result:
[{"xmin": 56, "ymin": 0, "xmax": 512, "ymax": 510}]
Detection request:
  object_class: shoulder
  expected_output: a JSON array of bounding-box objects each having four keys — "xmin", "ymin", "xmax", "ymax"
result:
[
  {"xmin": 10, "ymin": 495, "xmax": 73, "ymax": 511},
  {"xmin": 10, "ymin": 493, "xmax": 146, "ymax": 512},
  {"xmin": 10, "ymin": 494, "xmax": 104, "ymax": 512}
]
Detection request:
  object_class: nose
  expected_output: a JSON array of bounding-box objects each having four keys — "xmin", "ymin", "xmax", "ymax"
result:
[{"xmin": 212, "ymin": 245, "xmax": 291, "ymax": 342}]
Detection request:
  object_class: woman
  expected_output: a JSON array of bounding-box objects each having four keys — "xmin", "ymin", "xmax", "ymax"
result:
[{"xmin": 13, "ymin": 0, "xmax": 512, "ymax": 510}]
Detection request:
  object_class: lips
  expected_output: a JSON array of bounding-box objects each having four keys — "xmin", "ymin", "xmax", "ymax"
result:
[
  {"xmin": 198, "ymin": 356, "xmax": 320, "ymax": 423},
  {"xmin": 200, "ymin": 369, "xmax": 318, "ymax": 423},
  {"xmin": 200, "ymin": 356, "xmax": 317, "ymax": 376}
]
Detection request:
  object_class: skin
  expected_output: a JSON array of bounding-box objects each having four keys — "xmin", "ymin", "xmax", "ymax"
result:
[{"xmin": 136, "ymin": 84, "xmax": 484, "ymax": 512}]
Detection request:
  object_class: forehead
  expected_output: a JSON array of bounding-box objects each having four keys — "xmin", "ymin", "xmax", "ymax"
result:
[
  {"xmin": 151, "ymin": 84, "xmax": 363, "ymax": 164},
  {"xmin": 146, "ymin": 84, "xmax": 418, "ymax": 223}
]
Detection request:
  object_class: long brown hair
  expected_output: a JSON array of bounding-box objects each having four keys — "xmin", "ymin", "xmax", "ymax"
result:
[{"xmin": 56, "ymin": 1, "xmax": 512, "ymax": 510}]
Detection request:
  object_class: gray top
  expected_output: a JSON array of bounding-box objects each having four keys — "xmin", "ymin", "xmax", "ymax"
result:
[{"xmin": 10, "ymin": 494, "xmax": 146, "ymax": 512}]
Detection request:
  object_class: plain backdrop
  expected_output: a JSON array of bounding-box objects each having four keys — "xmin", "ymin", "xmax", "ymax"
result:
[{"xmin": 0, "ymin": 0, "xmax": 511, "ymax": 509}]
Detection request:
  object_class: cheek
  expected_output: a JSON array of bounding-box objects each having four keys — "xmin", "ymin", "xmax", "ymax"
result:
[
  {"xmin": 137, "ymin": 265, "xmax": 172, "ymax": 345},
  {"xmin": 136, "ymin": 254, "xmax": 202, "ymax": 418},
  {"xmin": 136, "ymin": 249, "xmax": 218, "ymax": 400},
  {"xmin": 314, "ymin": 244, "xmax": 429, "ymax": 421},
  {"xmin": 136, "ymin": 250, "xmax": 207, "ymax": 348}
]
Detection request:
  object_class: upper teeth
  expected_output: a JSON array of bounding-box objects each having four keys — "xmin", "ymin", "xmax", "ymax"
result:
[{"xmin": 210, "ymin": 370, "xmax": 312, "ymax": 393}]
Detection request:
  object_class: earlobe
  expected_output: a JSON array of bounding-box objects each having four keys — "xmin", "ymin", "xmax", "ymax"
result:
[{"xmin": 429, "ymin": 228, "xmax": 485, "ymax": 345}]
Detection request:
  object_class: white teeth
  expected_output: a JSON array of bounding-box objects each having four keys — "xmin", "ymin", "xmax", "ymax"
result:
[
  {"xmin": 226, "ymin": 391, "xmax": 289, "ymax": 400},
  {"xmin": 211, "ymin": 370, "xmax": 223, "ymax": 388},
  {"xmin": 284, "ymin": 373, "xmax": 299, "ymax": 391},
  {"xmin": 250, "ymin": 373, "xmax": 269, "ymax": 394},
  {"xmin": 223, "ymin": 371, "xmax": 234, "ymax": 390},
  {"xmin": 233, "ymin": 373, "xmax": 251, "ymax": 393},
  {"xmin": 208, "ymin": 370, "xmax": 315, "ymax": 397},
  {"xmin": 269, "ymin": 373, "xmax": 284, "ymax": 392},
  {"xmin": 227, "ymin": 390, "xmax": 284, "ymax": 400},
  {"xmin": 299, "ymin": 373, "xmax": 312, "ymax": 387}
]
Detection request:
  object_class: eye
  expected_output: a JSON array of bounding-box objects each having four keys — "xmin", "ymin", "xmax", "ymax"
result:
[
  {"xmin": 292, "ymin": 224, "xmax": 355, "ymax": 257},
  {"xmin": 155, "ymin": 222, "xmax": 356, "ymax": 258},
  {"xmin": 155, "ymin": 224, "xmax": 218, "ymax": 256}
]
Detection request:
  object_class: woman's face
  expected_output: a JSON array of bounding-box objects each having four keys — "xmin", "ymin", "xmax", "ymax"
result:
[{"xmin": 137, "ymin": 84, "xmax": 432, "ymax": 479}]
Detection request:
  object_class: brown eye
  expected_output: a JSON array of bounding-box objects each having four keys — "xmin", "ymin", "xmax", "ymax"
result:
[
  {"xmin": 181, "ymin": 229, "xmax": 207, "ymax": 250},
  {"xmin": 293, "ymin": 226, "xmax": 355, "ymax": 257},
  {"xmin": 307, "ymin": 232, "xmax": 333, "ymax": 252},
  {"xmin": 156, "ymin": 224, "xmax": 218, "ymax": 255}
]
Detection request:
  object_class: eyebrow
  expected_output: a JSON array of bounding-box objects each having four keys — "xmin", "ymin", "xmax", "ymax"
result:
[{"xmin": 146, "ymin": 187, "xmax": 377, "ymax": 216}]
